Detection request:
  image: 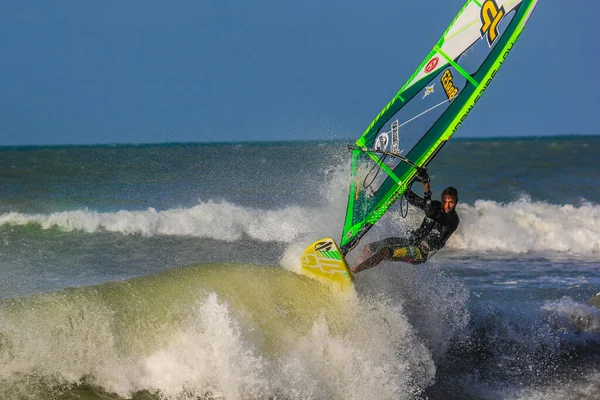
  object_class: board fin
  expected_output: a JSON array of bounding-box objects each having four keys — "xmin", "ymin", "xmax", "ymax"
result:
[{"xmin": 300, "ymin": 237, "xmax": 354, "ymax": 291}]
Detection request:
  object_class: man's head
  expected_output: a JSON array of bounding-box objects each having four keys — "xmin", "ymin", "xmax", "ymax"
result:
[{"xmin": 441, "ymin": 186, "xmax": 458, "ymax": 213}]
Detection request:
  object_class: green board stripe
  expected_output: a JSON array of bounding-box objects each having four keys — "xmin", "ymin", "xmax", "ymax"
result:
[{"xmin": 320, "ymin": 250, "xmax": 342, "ymax": 260}]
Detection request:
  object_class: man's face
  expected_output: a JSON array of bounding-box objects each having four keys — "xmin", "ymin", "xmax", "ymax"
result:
[{"xmin": 442, "ymin": 195, "xmax": 457, "ymax": 213}]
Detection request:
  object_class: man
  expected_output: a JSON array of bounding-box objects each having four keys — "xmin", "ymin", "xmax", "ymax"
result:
[{"xmin": 350, "ymin": 170, "xmax": 459, "ymax": 274}]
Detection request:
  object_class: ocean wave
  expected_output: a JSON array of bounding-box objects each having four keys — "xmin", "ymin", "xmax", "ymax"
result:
[
  {"xmin": 1, "ymin": 197, "xmax": 599, "ymax": 257},
  {"xmin": 448, "ymin": 198, "xmax": 600, "ymax": 257},
  {"xmin": 0, "ymin": 201, "xmax": 325, "ymax": 243},
  {"xmin": 0, "ymin": 263, "xmax": 446, "ymax": 399}
]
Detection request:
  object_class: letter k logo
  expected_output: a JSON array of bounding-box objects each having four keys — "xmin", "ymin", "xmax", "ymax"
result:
[{"xmin": 480, "ymin": 0, "xmax": 505, "ymax": 47}]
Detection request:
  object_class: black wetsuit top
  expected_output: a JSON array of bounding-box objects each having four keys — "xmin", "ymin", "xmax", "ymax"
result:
[{"xmin": 405, "ymin": 189, "xmax": 460, "ymax": 255}]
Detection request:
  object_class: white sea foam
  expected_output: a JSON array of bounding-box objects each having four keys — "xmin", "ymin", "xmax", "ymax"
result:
[
  {"xmin": 448, "ymin": 198, "xmax": 600, "ymax": 257},
  {"xmin": 0, "ymin": 201, "xmax": 322, "ymax": 243},
  {"xmin": 540, "ymin": 296, "xmax": 600, "ymax": 334},
  {"xmin": 0, "ymin": 286, "xmax": 440, "ymax": 399},
  {"xmin": 1, "ymin": 196, "xmax": 599, "ymax": 258}
]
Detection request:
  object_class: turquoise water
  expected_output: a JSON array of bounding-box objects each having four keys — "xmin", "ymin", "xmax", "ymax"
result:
[{"xmin": 0, "ymin": 136, "xmax": 599, "ymax": 399}]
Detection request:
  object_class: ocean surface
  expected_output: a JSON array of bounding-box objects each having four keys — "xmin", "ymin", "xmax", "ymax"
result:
[{"xmin": 0, "ymin": 136, "xmax": 599, "ymax": 399}]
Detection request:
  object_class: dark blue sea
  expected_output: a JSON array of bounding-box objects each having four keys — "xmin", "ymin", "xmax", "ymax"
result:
[{"xmin": 1, "ymin": 136, "xmax": 599, "ymax": 399}]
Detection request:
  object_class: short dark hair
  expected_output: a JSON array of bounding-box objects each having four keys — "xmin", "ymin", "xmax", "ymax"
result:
[{"xmin": 441, "ymin": 186, "xmax": 458, "ymax": 201}]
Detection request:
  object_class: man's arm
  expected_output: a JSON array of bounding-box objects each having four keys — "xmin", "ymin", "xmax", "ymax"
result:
[
  {"xmin": 407, "ymin": 168, "xmax": 432, "ymax": 207},
  {"xmin": 423, "ymin": 178, "xmax": 431, "ymax": 196},
  {"xmin": 406, "ymin": 189, "xmax": 427, "ymax": 209},
  {"xmin": 419, "ymin": 168, "xmax": 432, "ymax": 199}
]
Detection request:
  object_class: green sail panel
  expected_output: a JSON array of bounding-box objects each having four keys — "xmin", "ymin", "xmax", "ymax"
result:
[{"xmin": 340, "ymin": 0, "xmax": 538, "ymax": 254}]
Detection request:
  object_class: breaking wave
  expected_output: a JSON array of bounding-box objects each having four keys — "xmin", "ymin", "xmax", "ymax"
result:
[
  {"xmin": 0, "ymin": 262, "xmax": 471, "ymax": 399},
  {"xmin": 1, "ymin": 196, "xmax": 598, "ymax": 258}
]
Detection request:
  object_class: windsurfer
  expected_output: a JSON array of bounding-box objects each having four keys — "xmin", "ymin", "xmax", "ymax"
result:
[{"xmin": 350, "ymin": 169, "xmax": 459, "ymax": 274}]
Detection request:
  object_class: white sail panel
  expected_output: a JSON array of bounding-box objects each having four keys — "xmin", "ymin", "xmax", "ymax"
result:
[
  {"xmin": 405, "ymin": 0, "xmax": 527, "ymax": 91},
  {"xmin": 442, "ymin": 2, "xmax": 484, "ymax": 58}
]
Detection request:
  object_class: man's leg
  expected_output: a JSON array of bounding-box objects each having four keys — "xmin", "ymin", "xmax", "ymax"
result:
[
  {"xmin": 351, "ymin": 241, "xmax": 425, "ymax": 274},
  {"xmin": 350, "ymin": 247, "xmax": 392, "ymax": 274},
  {"xmin": 353, "ymin": 237, "xmax": 410, "ymax": 266},
  {"xmin": 389, "ymin": 246, "xmax": 425, "ymax": 265}
]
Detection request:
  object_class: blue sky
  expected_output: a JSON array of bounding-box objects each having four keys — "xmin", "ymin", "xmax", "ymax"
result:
[{"xmin": 1, "ymin": 1, "xmax": 597, "ymax": 146}]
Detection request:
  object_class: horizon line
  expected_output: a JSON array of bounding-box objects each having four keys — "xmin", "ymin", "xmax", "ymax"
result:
[{"xmin": 1, "ymin": 133, "xmax": 598, "ymax": 150}]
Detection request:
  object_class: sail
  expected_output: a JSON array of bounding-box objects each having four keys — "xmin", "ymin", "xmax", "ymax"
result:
[{"xmin": 339, "ymin": 0, "xmax": 538, "ymax": 254}]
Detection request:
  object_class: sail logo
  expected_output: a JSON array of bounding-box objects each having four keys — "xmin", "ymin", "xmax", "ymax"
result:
[
  {"xmin": 374, "ymin": 132, "xmax": 389, "ymax": 152},
  {"xmin": 390, "ymin": 120, "xmax": 399, "ymax": 156},
  {"xmin": 422, "ymin": 83, "xmax": 435, "ymax": 99},
  {"xmin": 314, "ymin": 241, "xmax": 333, "ymax": 252},
  {"xmin": 424, "ymin": 57, "xmax": 439, "ymax": 73},
  {"xmin": 480, "ymin": 0, "xmax": 505, "ymax": 47},
  {"xmin": 441, "ymin": 70, "xmax": 459, "ymax": 100}
]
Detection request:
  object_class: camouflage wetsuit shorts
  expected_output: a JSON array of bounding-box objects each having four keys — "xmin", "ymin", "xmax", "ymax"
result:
[{"xmin": 366, "ymin": 237, "xmax": 433, "ymax": 265}]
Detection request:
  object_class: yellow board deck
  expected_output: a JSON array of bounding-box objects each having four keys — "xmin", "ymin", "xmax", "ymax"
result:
[{"xmin": 300, "ymin": 237, "xmax": 354, "ymax": 291}]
